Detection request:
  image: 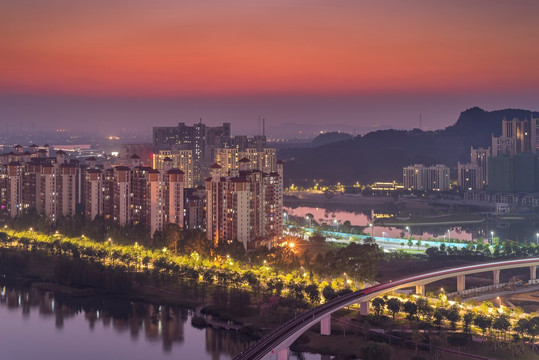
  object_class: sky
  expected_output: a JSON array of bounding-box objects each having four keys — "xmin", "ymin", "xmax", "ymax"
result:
[{"xmin": 1, "ymin": 0, "xmax": 539, "ymax": 136}]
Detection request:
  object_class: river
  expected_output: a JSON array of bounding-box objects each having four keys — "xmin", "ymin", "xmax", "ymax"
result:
[
  {"xmin": 0, "ymin": 278, "xmax": 322, "ymax": 360},
  {"xmin": 284, "ymin": 205, "xmax": 539, "ymax": 244}
]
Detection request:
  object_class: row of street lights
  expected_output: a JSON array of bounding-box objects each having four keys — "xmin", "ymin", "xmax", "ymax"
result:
[{"xmin": 286, "ymin": 211, "xmax": 539, "ymax": 246}]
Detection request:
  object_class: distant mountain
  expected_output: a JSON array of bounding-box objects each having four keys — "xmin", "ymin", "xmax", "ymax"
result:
[
  {"xmin": 268, "ymin": 122, "xmax": 390, "ymax": 139},
  {"xmin": 310, "ymin": 132, "xmax": 353, "ymax": 147},
  {"xmin": 280, "ymin": 107, "xmax": 539, "ymax": 185}
]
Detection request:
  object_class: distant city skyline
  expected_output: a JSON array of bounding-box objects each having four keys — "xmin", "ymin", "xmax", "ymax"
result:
[{"xmin": 2, "ymin": 1, "xmax": 539, "ymax": 135}]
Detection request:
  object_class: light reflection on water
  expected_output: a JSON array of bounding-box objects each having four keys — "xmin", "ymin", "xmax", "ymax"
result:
[
  {"xmin": 0, "ymin": 280, "xmax": 325, "ymax": 360},
  {"xmin": 286, "ymin": 204, "xmax": 539, "ymax": 243},
  {"xmin": 285, "ymin": 206, "xmax": 475, "ymax": 241},
  {"xmin": 0, "ymin": 281, "xmax": 246, "ymax": 360}
]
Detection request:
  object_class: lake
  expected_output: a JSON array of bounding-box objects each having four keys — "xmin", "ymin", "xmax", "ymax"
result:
[
  {"xmin": 284, "ymin": 205, "xmax": 539, "ymax": 244},
  {"xmin": 0, "ymin": 278, "xmax": 324, "ymax": 360}
]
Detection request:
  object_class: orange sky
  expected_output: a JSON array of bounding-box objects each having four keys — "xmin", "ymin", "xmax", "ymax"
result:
[{"xmin": 2, "ymin": 0, "xmax": 539, "ymax": 96}]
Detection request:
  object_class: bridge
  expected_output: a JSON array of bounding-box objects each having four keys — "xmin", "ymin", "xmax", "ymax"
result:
[{"xmin": 233, "ymin": 257, "xmax": 539, "ymax": 360}]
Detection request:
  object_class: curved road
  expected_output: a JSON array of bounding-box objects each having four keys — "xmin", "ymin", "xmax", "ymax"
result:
[{"xmin": 234, "ymin": 257, "xmax": 539, "ymax": 360}]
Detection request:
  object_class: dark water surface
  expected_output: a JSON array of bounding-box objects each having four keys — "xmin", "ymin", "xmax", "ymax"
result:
[
  {"xmin": 0, "ymin": 279, "xmax": 250, "ymax": 360},
  {"xmin": 0, "ymin": 278, "xmax": 322, "ymax": 360}
]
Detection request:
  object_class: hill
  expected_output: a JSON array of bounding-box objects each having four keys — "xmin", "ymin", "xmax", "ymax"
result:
[
  {"xmin": 280, "ymin": 107, "xmax": 539, "ymax": 185},
  {"xmin": 310, "ymin": 132, "xmax": 353, "ymax": 147}
]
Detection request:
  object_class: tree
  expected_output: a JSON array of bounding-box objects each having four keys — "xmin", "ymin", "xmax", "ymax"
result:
[
  {"xmin": 492, "ymin": 314, "xmax": 511, "ymax": 345},
  {"xmin": 163, "ymin": 223, "xmax": 181, "ymax": 253},
  {"xmin": 473, "ymin": 314, "xmax": 492, "ymax": 339},
  {"xmin": 416, "ymin": 298, "xmax": 433, "ymax": 321},
  {"xmin": 371, "ymin": 297, "xmax": 385, "ymax": 318},
  {"xmin": 426, "ymin": 247, "xmax": 438, "ymax": 259},
  {"xmin": 322, "ymin": 285, "xmax": 336, "ymax": 302},
  {"xmin": 445, "ymin": 305, "xmax": 461, "ymax": 331},
  {"xmin": 305, "ymin": 284, "xmax": 320, "ymax": 304},
  {"xmin": 525, "ymin": 316, "xmax": 539, "ymax": 349},
  {"xmin": 359, "ymin": 341, "xmax": 393, "ymax": 360},
  {"xmin": 416, "ymin": 239, "xmax": 422, "ymax": 250},
  {"xmin": 403, "ymin": 301, "xmax": 418, "ymax": 321},
  {"xmin": 433, "ymin": 308, "xmax": 445, "ymax": 329},
  {"xmin": 462, "ymin": 311, "xmax": 475, "ymax": 335},
  {"xmin": 386, "ymin": 298, "xmax": 402, "ymax": 319},
  {"xmin": 407, "ymin": 238, "xmax": 413, "ymax": 249}
]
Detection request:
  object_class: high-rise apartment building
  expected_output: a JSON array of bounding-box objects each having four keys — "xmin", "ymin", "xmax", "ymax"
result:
[
  {"xmin": 153, "ymin": 122, "xmax": 231, "ymax": 184},
  {"xmin": 457, "ymin": 146, "xmax": 491, "ymax": 190},
  {"xmin": 488, "ymin": 116, "xmax": 539, "ymax": 193},
  {"xmin": 457, "ymin": 163, "xmax": 479, "ymax": 191},
  {"xmin": 492, "ymin": 117, "xmax": 539, "ymax": 156},
  {"xmin": 205, "ymin": 159, "xmax": 283, "ymax": 249},
  {"xmin": 213, "ymin": 147, "xmax": 277, "ymax": 175},
  {"xmin": 153, "ymin": 121, "xmax": 270, "ymax": 185},
  {"xmin": 153, "ymin": 150, "xmax": 194, "ymax": 187},
  {"xmin": 84, "ymin": 158, "xmax": 185, "ymax": 236},
  {"xmin": 0, "ymin": 146, "xmax": 83, "ymax": 221},
  {"xmin": 403, "ymin": 164, "xmax": 450, "ymax": 191}
]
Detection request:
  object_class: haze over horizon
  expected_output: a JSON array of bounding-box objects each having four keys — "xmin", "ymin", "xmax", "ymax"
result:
[{"xmin": 2, "ymin": 1, "xmax": 539, "ymax": 136}]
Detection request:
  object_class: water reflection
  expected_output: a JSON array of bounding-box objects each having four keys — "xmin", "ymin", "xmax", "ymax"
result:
[
  {"xmin": 285, "ymin": 205, "xmax": 539, "ymax": 243},
  {"xmin": 0, "ymin": 279, "xmax": 251, "ymax": 360}
]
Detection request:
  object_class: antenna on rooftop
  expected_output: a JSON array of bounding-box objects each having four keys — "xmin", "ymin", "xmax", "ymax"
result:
[
  {"xmin": 258, "ymin": 115, "xmax": 261, "ymax": 135},
  {"xmin": 263, "ymin": 118, "xmax": 266, "ymax": 136},
  {"xmin": 419, "ymin": 113, "xmax": 422, "ymax": 130}
]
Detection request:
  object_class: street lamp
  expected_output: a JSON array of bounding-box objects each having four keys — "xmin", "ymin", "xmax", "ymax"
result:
[
  {"xmin": 369, "ymin": 223, "xmax": 374, "ymax": 238},
  {"xmin": 333, "ymin": 219, "xmax": 339, "ymax": 232},
  {"xmin": 536, "ymin": 233, "xmax": 539, "ymax": 245},
  {"xmin": 490, "ymin": 231, "xmax": 494, "ymax": 245},
  {"xmin": 382, "ymin": 231, "xmax": 386, "ymax": 239},
  {"xmin": 283, "ymin": 212, "xmax": 288, "ymax": 225},
  {"xmin": 447, "ymin": 229, "xmax": 450, "ymax": 243}
]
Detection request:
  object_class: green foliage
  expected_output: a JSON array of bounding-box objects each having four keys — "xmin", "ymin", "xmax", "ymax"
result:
[
  {"xmin": 473, "ymin": 314, "xmax": 492, "ymax": 337},
  {"xmin": 386, "ymin": 298, "xmax": 402, "ymax": 319},
  {"xmin": 359, "ymin": 341, "xmax": 393, "ymax": 360},
  {"xmin": 371, "ymin": 297, "xmax": 385, "ymax": 317},
  {"xmin": 322, "ymin": 285, "xmax": 336, "ymax": 301},
  {"xmin": 403, "ymin": 300, "xmax": 418, "ymax": 321}
]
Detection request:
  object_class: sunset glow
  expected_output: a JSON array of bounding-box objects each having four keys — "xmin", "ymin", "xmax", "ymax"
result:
[{"xmin": 3, "ymin": 1, "xmax": 539, "ymax": 96}]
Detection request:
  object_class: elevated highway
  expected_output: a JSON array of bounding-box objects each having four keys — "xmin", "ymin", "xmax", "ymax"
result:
[{"xmin": 234, "ymin": 257, "xmax": 539, "ymax": 360}]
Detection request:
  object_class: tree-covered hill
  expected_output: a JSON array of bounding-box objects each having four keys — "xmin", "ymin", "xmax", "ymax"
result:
[{"xmin": 280, "ymin": 107, "xmax": 539, "ymax": 185}]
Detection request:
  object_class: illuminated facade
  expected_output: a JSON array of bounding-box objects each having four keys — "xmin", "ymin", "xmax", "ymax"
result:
[
  {"xmin": 85, "ymin": 157, "xmax": 185, "ymax": 235},
  {"xmin": 153, "ymin": 150, "xmax": 194, "ymax": 187},
  {"xmin": 213, "ymin": 148, "xmax": 277, "ymax": 174},
  {"xmin": 205, "ymin": 159, "xmax": 283, "ymax": 249},
  {"xmin": 492, "ymin": 117, "xmax": 539, "ymax": 156},
  {"xmin": 0, "ymin": 147, "xmax": 82, "ymax": 220},
  {"xmin": 403, "ymin": 164, "xmax": 450, "ymax": 191}
]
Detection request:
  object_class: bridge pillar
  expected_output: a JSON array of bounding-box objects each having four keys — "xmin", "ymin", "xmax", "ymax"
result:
[
  {"xmin": 530, "ymin": 266, "xmax": 537, "ymax": 281},
  {"xmin": 360, "ymin": 301, "xmax": 370, "ymax": 316},
  {"xmin": 415, "ymin": 285, "xmax": 425, "ymax": 296},
  {"xmin": 277, "ymin": 347, "xmax": 289, "ymax": 360},
  {"xmin": 320, "ymin": 314, "xmax": 331, "ymax": 335},
  {"xmin": 493, "ymin": 269, "xmax": 500, "ymax": 285},
  {"xmin": 457, "ymin": 274, "xmax": 465, "ymax": 292}
]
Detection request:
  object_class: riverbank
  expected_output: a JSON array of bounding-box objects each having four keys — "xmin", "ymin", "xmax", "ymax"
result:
[{"xmin": 285, "ymin": 191, "xmax": 494, "ymax": 212}]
